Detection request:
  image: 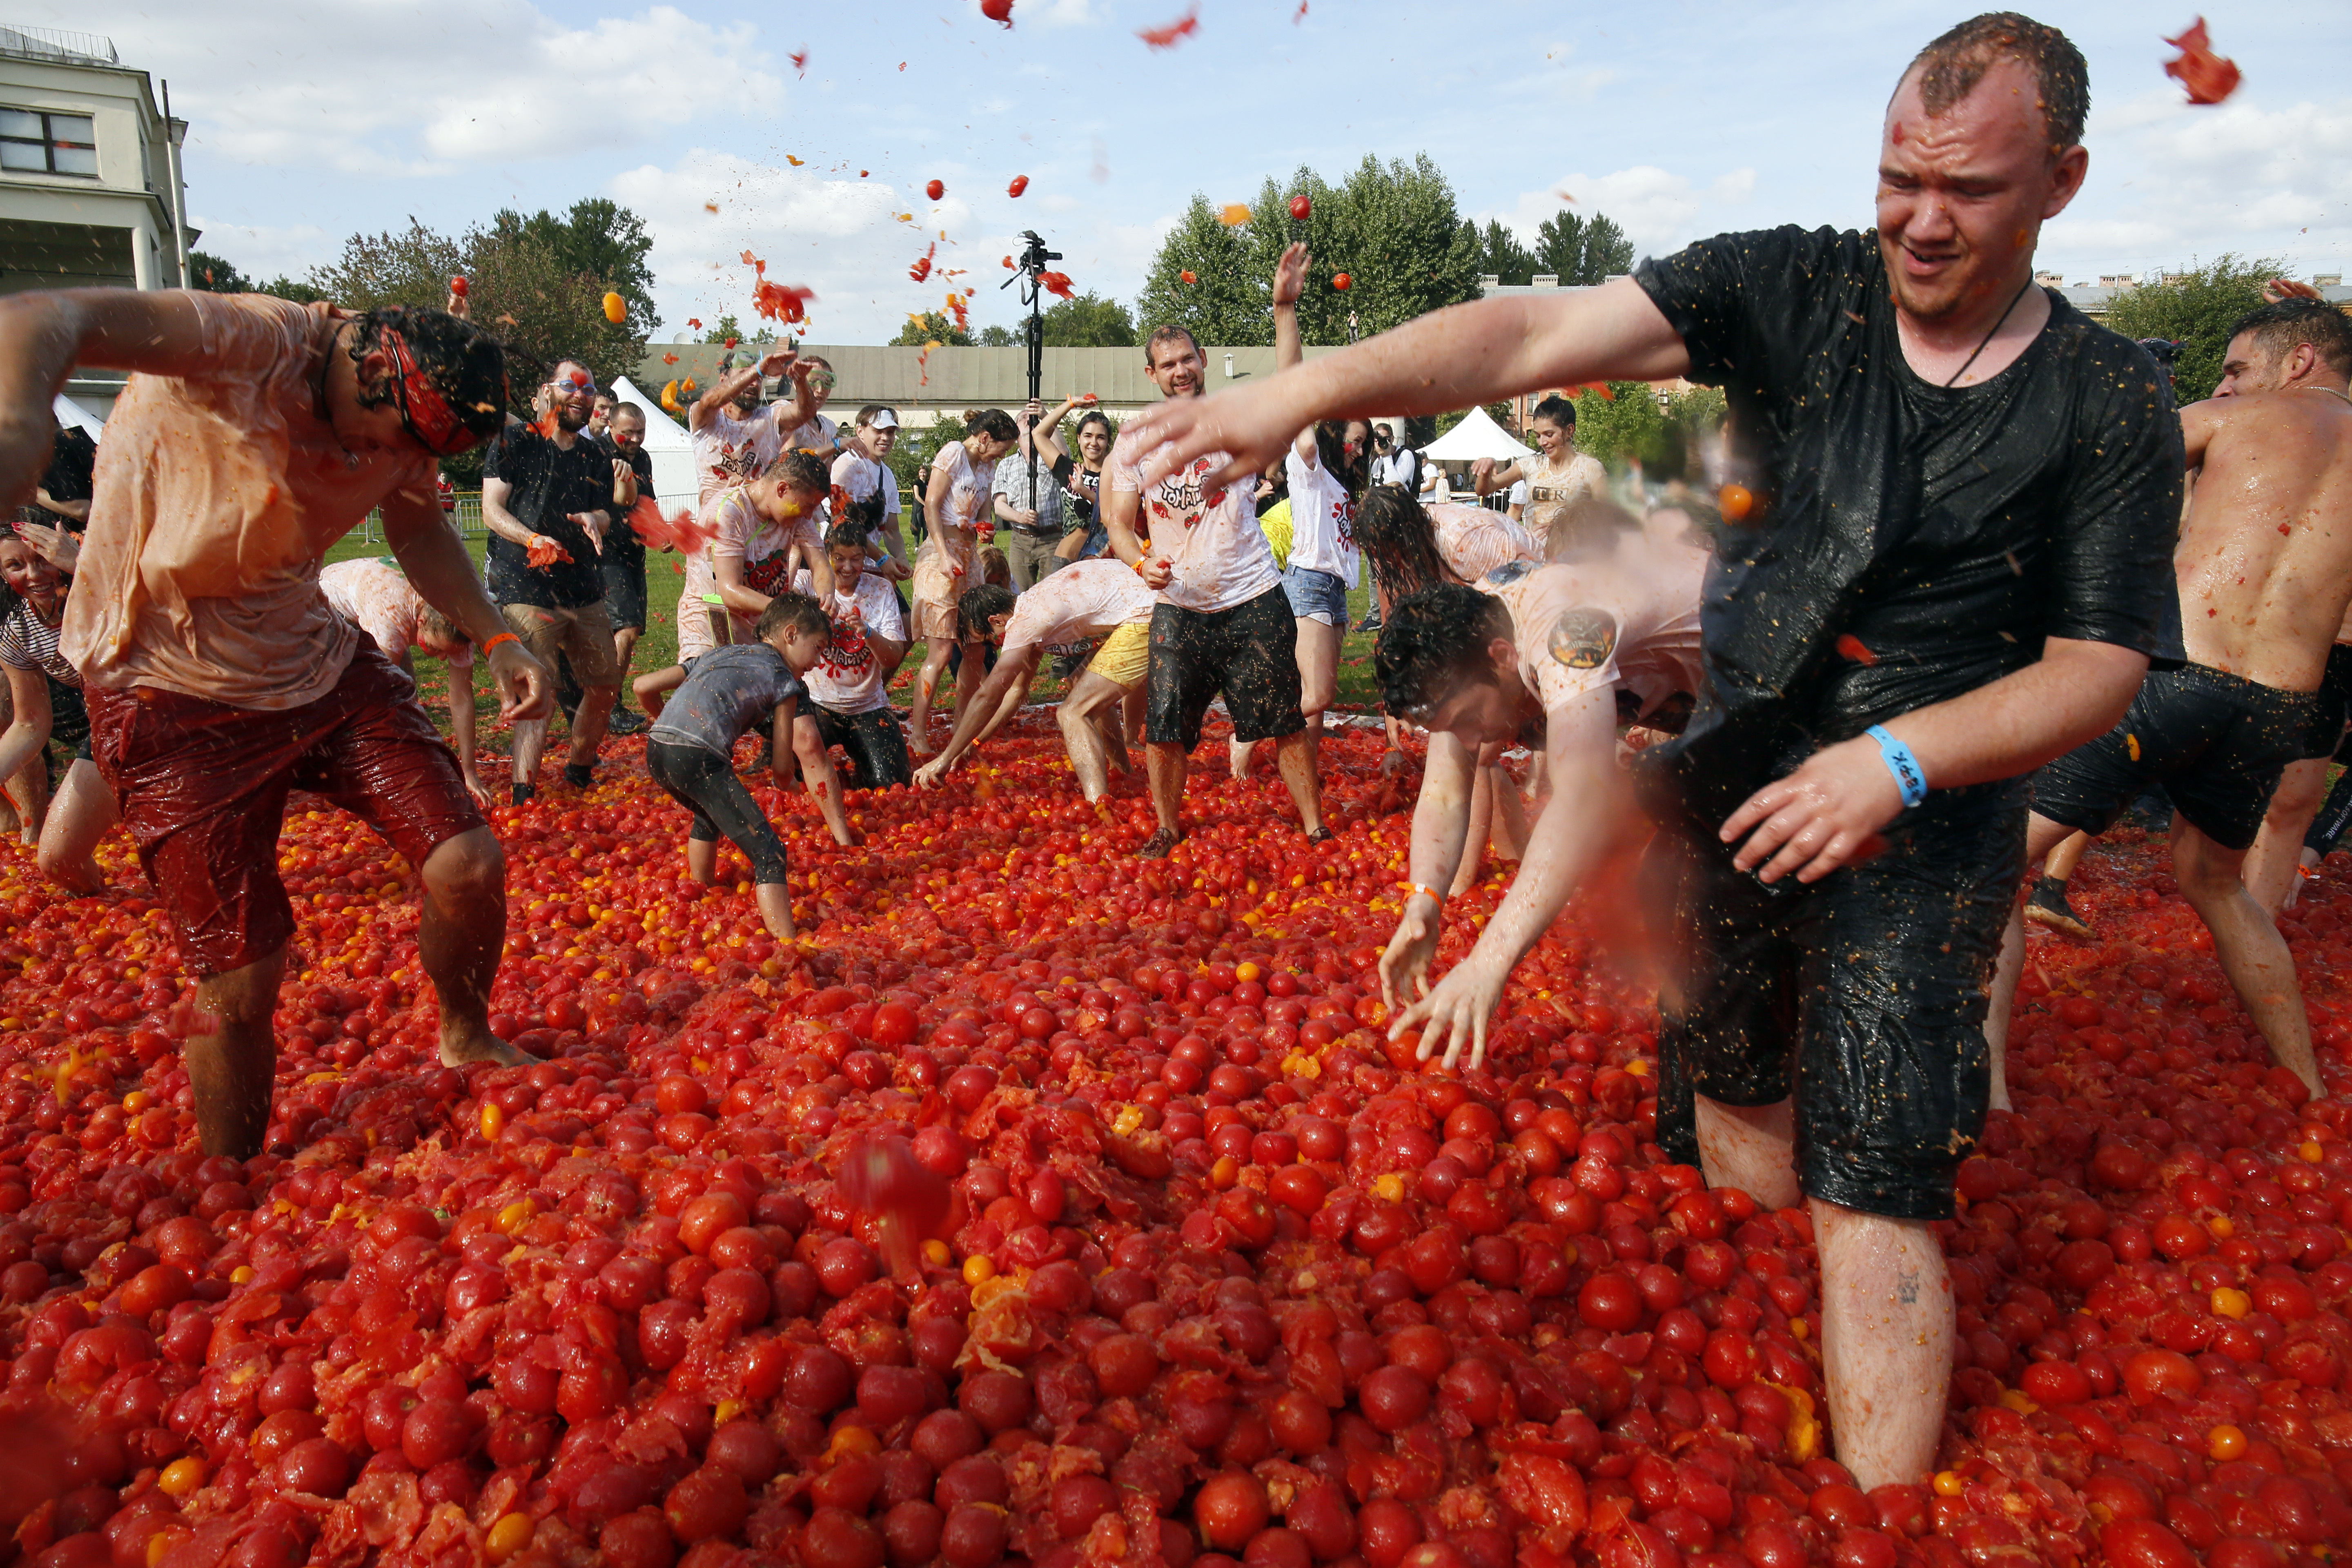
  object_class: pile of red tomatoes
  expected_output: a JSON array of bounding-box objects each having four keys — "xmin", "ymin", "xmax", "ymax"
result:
[{"xmin": 1, "ymin": 718, "xmax": 2350, "ymax": 1568}]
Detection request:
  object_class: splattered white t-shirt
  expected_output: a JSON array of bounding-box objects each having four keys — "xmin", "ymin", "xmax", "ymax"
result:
[
  {"xmin": 1107, "ymin": 427, "xmax": 1271, "ymax": 614},
  {"xmin": 1481, "ymin": 539, "xmax": 1707, "ymax": 722}
]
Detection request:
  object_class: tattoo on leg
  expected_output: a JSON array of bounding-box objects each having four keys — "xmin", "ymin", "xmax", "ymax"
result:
[{"xmin": 1896, "ymin": 1272, "xmax": 1920, "ymax": 1306}]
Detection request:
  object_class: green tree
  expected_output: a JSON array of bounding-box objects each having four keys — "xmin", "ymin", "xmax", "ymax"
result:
[
  {"xmin": 2103, "ymin": 255, "xmax": 2285, "ymax": 402},
  {"xmin": 975, "ymin": 325, "xmax": 1019, "ymax": 347},
  {"xmin": 1463, "ymin": 218, "xmax": 1537, "ymax": 285},
  {"xmin": 1133, "ymin": 194, "xmax": 1261, "ymax": 345},
  {"xmin": 1535, "ymin": 209, "xmax": 1634, "ymax": 285},
  {"xmin": 890, "ymin": 312, "xmax": 974, "ymax": 347},
  {"xmin": 1041, "ymin": 291, "xmax": 1136, "ymax": 347},
  {"xmin": 188, "ymin": 251, "xmax": 253, "ymax": 292},
  {"xmin": 309, "ymin": 219, "xmax": 466, "ymax": 313},
  {"xmin": 492, "ymin": 198, "xmax": 658, "ymax": 332},
  {"xmin": 696, "ymin": 314, "xmax": 774, "ymax": 347}
]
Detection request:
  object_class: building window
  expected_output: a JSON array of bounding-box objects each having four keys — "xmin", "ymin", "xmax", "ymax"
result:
[{"xmin": 0, "ymin": 108, "xmax": 98, "ymax": 177}]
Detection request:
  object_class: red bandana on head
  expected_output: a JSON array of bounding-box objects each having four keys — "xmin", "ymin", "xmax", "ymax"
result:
[{"xmin": 379, "ymin": 327, "xmax": 477, "ymax": 457}]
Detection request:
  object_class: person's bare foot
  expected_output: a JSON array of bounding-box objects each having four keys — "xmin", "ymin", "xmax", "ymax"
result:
[
  {"xmin": 441, "ymin": 1026, "xmax": 532, "ymax": 1069},
  {"xmin": 1138, "ymin": 827, "xmax": 1182, "ymax": 859},
  {"xmin": 1229, "ymin": 737, "xmax": 1257, "ymax": 780}
]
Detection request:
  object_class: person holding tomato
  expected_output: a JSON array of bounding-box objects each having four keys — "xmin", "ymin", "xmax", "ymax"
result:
[
  {"xmin": 0, "ymin": 285, "xmax": 553, "ymax": 1161},
  {"xmin": 1118, "ymin": 16, "xmax": 2185, "ymax": 1492}
]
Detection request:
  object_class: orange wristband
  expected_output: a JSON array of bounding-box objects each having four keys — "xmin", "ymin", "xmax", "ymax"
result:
[{"xmin": 482, "ymin": 632, "xmax": 519, "ymax": 653}]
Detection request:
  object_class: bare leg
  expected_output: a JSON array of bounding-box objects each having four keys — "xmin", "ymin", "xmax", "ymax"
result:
[
  {"xmin": 949, "ymin": 637, "xmax": 988, "ymax": 727},
  {"xmin": 612, "ymin": 627, "xmax": 641, "ymax": 692},
  {"xmin": 1123, "ymin": 684, "xmax": 1146, "ymax": 750},
  {"xmin": 2044, "ymin": 828, "xmax": 2090, "ymax": 882},
  {"xmin": 510, "ymin": 717, "xmax": 549, "ymax": 791},
  {"xmin": 1295, "ymin": 616, "xmax": 1341, "ymax": 780},
  {"xmin": 1273, "ymin": 730, "xmax": 1325, "ymax": 837},
  {"xmin": 1058, "ymin": 672, "xmax": 1129, "ymax": 802},
  {"xmin": 0, "ymin": 748, "xmax": 45, "ymax": 845},
  {"xmin": 685, "ymin": 837, "xmax": 718, "ymax": 884},
  {"xmin": 36, "ymin": 760, "xmax": 116, "ymax": 895},
  {"xmin": 2172, "ymin": 816, "xmax": 2323, "ymax": 1098},
  {"xmin": 1229, "ymin": 736, "xmax": 1260, "ymax": 781},
  {"xmin": 1693, "ymin": 1095, "xmax": 1801, "ymax": 1211},
  {"xmin": 1143, "ymin": 742, "xmax": 1186, "ymax": 851},
  {"xmin": 1095, "ymin": 705, "xmax": 1131, "ymax": 777},
  {"xmin": 567, "ymin": 684, "xmax": 617, "ymax": 766},
  {"xmin": 1453, "ymin": 765, "xmax": 1494, "ymax": 897},
  {"xmin": 419, "ymin": 827, "xmax": 529, "ymax": 1068},
  {"xmin": 1985, "ymin": 811, "xmax": 2084, "ymax": 1113},
  {"xmin": 908, "ymin": 641, "xmax": 954, "ymax": 758},
  {"xmin": 1813, "ymin": 1198, "xmax": 1953, "ymax": 1492},
  {"xmin": 2245, "ymin": 757, "xmax": 2328, "ymax": 915},
  {"xmin": 755, "ymin": 882, "xmax": 795, "ymax": 942},
  {"xmin": 187, "ymin": 947, "xmax": 289, "ymax": 1158}
]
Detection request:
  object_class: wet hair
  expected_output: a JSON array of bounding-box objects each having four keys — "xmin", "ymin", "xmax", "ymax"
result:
[
  {"xmin": 773, "ymin": 450, "xmax": 829, "ymax": 497},
  {"xmin": 2136, "ymin": 338, "xmax": 2182, "ymax": 368},
  {"xmin": 1547, "ymin": 495, "xmax": 1644, "ymax": 563},
  {"xmin": 978, "ymin": 546, "xmax": 1011, "ymax": 587},
  {"xmin": 1314, "ymin": 421, "xmax": 1372, "ymax": 499},
  {"xmin": 2227, "ymin": 300, "xmax": 2352, "ymax": 379},
  {"xmin": 757, "ymin": 591, "xmax": 830, "ymax": 644},
  {"xmin": 1530, "ymin": 395, "xmax": 1577, "ymax": 432},
  {"xmin": 1145, "ymin": 325, "xmax": 1199, "ymax": 368},
  {"xmin": 1376, "ymin": 584, "xmax": 1512, "ymax": 722},
  {"xmin": 824, "ymin": 521, "xmax": 869, "ymax": 553},
  {"xmin": 1355, "ymin": 485, "xmax": 1453, "ymax": 598},
  {"xmin": 349, "ymin": 306, "xmax": 509, "ymax": 446},
  {"xmin": 957, "ymin": 582, "xmax": 1016, "ymax": 641},
  {"xmin": 1904, "ymin": 12, "xmax": 2089, "ymax": 153},
  {"xmin": 417, "ymin": 602, "xmax": 465, "ymax": 649},
  {"xmin": 963, "ymin": 408, "xmax": 1019, "ymax": 444}
]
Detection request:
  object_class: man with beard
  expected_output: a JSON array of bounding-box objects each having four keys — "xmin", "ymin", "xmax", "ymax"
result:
[
  {"xmin": 482, "ymin": 361, "xmax": 619, "ymax": 802},
  {"xmin": 1116, "ymin": 13, "xmax": 2182, "ymax": 1490}
]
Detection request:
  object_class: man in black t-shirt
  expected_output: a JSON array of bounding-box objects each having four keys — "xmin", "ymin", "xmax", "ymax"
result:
[
  {"xmin": 35, "ymin": 416, "xmax": 95, "ymax": 529},
  {"xmin": 482, "ymin": 361, "xmax": 619, "ymax": 804},
  {"xmin": 1116, "ymin": 14, "xmax": 2180, "ymax": 1491}
]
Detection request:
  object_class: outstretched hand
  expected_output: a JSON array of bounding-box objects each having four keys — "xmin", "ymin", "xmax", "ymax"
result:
[
  {"xmin": 1273, "ymin": 242, "xmax": 1311, "ymax": 309},
  {"xmin": 1126, "ymin": 379, "xmax": 1306, "ymax": 495},
  {"xmin": 485, "ymin": 641, "xmax": 555, "ymax": 725},
  {"xmin": 1719, "ymin": 734, "xmax": 1899, "ymax": 884},
  {"xmin": 2264, "ymin": 277, "xmax": 2323, "ymax": 304}
]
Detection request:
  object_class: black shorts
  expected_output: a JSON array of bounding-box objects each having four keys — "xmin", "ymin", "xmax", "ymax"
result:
[
  {"xmin": 810, "ymin": 704, "xmax": 910, "ymax": 791},
  {"xmin": 1653, "ymin": 778, "xmax": 2026, "ymax": 1221},
  {"xmin": 601, "ymin": 556, "xmax": 649, "ymax": 633},
  {"xmin": 2033, "ymin": 663, "xmax": 2318, "ymax": 852},
  {"xmin": 1145, "ymin": 586, "xmax": 1305, "ymax": 751},
  {"xmin": 2304, "ymin": 643, "xmax": 2352, "ymax": 760}
]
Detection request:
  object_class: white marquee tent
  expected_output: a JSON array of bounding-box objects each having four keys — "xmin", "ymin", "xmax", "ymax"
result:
[
  {"xmin": 52, "ymin": 394, "xmax": 104, "ymax": 441},
  {"xmin": 1419, "ymin": 406, "xmax": 1535, "ymax": 464}
]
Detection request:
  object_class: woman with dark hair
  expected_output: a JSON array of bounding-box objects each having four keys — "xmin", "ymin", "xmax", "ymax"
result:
[
  {"xmin": 910, "ymin": 408, "xmax": 1019, "ymax": 755},
  {"xmin": 0, "ymin": 521, "xmax": 113, "ymax": 890},
  {"xmin": 1046, "ymin": 403, "xmax": 1119, "ymax": 561},
  {"xmin": 1471, "ymin": 394, "xmax": 1608, "ymax": 553},
  {"xmin": 1232, "ymin": 416, "xmax": 1371, "ymax": 778}
]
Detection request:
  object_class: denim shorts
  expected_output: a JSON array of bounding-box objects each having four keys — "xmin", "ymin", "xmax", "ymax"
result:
[{"xmin": 1280, "ymin": 565, "xmax": 1350, "ymax": 626}]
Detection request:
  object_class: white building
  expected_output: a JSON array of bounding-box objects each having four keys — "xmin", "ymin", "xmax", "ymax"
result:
[{"xmin": 1, "ymin": 23, "xmax": 192, "ymax": 412}]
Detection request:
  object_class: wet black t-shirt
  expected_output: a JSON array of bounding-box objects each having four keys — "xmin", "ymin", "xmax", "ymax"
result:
[
  {"xmin": 1631, "ymin": 225, "xmax": 2184, "ymax": 824},
  {"xmin": 606, "ymin": 443, "xmax": 654, "ymax": 574},
  {"xmin": 40, "ymin": 427, "xmax": 96, "ymax": 531},
  {"xmin": 482, "ymin": 421, "xmax": 612, "ymax": 610}
]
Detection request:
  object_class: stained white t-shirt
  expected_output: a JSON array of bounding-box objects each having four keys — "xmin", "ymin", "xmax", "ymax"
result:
[
  {"xmin": 690, "ymin": 405, "xmax": 786, "ymax": 507},
  {"xmin": 1000, "ymin": 559, "xmax": 1155, "ymax": 653},
  {"xmin": 1425, "ymin": 503, "xmax": 1541, "ymax": 587},
  {"xmin": 913, "ymin": 440, "xmax": 993, "ymax": 608},
  {"xmin": 1285, "ymin": 449, "xmax": 1357, "ymax": 581},
  {"xmin": 1482, "ymin": 539, "xmax": 1707, "ymax": 723},
  {"xmin": 1107, "ymin": 427, "xmax": 1270, "ymax": 615},
  {"xmin": 319, "ymin": 557, "xmax": 475, "ymax": 670},
  {"xmin": 794, "ymin": 569, "xmax": 907, "ymax": 715}
]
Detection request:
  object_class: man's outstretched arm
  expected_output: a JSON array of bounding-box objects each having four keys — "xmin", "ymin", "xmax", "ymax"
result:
[
  {"xmin": 0, "ymin": 291, "xmax": 213, "ymax": 508},
  {"xmin": 1125, "ymin": 278, "xmax": 1691, "ymax": 491}
]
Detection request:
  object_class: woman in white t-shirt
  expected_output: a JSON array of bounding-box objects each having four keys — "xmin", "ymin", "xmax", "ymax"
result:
[
  {"xmin": 1471, "ymin": 395, "xmax": 1609, "ymax": 555},
  {"xmin": 0, "ymin": 528, "xmax": 116, "ymax": 893},
  {"xmin": 909, "ymin": 409, "xmax": 1018, "ymax": 756},
  {"xmin": 1239, "ymin": 419, "xmax": 1369, "ymax": 779}
]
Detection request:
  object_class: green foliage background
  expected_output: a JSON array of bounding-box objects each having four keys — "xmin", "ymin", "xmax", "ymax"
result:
[{"xmin": 2102, "ymin": 255, "xmax": 2284, "ymax": 403}]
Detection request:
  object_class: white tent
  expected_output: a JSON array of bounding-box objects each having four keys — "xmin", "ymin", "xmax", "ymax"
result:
[
  {"xmin": 1421, "ymin": 406, "xmax": 1535, "ymax": 463},
  {"xmin": 610, "ymin": 376, "xmax": 698, "ymax": 508},
  {"xmin": 52, "ymin": 394, "xmax": 104, "ymax": 441}
]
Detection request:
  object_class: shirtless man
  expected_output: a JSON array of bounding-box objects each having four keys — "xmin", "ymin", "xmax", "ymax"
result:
[
  {"xmin": 1377, "ymin": 537, "xmax": 1706, "ymax": 1068},
  {"xmin": 0, "ymin": 288, "xmax": 552, "ymax": 1158},
  {"xmin": 1991, "ymin": 297, "xmax": 2352, "ymax": 1103},
  {"xmin": 912, "ymin": 557, "xmax": 1154, "ymax": 800}
]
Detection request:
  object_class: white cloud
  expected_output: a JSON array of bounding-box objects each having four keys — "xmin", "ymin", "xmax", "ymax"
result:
[
  {"xmin": 25, "ymin": 0, "xmax": 777, "ymax": 177},
  {"xmin": 184, "ymin": 220, "xmax": 330, "ymax": 283},
  {"xmin": 1487, "ymin": 166, "xmax": 1760, "ymax": 262}
]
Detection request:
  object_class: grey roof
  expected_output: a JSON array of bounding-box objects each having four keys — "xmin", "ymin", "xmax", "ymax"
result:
[{"xmin": 632, "ymin": 342, "xmax": 1342, "ymax": 411}]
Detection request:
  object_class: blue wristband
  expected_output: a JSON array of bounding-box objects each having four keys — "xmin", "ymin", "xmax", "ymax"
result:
[{"xmin": 1866, "ymin": 725, "xmax": 1928, "ymax": 809}]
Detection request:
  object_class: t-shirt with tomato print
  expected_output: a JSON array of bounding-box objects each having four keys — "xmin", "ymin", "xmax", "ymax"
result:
[
  {"xmin": 793, "ymin": 569, "xmax": 906, "ymax": 715},
  {"xmin": 913, "ymin": 439, "xmax": 991, "ymax": 608},
  {"xmin": 1481, "ymin": 537, "xmax": 1707, "ymax": 724},
  {"xmin": 1107, "ymin": 428, "xmax": 1271, "ymax": 615},
  {"xmin": 690, "ymin": 404, "xmax": 786, "ymax": 508},
  {"xmin": 1000, "ymin": 558, "xmax": 1156, "ymax": 653},
  {"xmin": 678, "ymin": 486, "xmax": 821, "ymax": 658},
  {"xmin": 1427, "ymin": 503, "xmax": 1541, "ymax": 586},
  {"xmin": 1285, "ymin": 447, "xmax": 1357, "ymax": 581}
]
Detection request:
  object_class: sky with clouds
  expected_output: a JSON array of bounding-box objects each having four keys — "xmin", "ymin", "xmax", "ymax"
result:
[{"xmin": 28, "ymin": 0, "xmax": 2350, "ymax": 342}]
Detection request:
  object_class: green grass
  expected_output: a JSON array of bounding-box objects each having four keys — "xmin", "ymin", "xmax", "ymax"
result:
[{"xmin": 327, "ymin": 524, "xmax": 1386, "ymax": 750}]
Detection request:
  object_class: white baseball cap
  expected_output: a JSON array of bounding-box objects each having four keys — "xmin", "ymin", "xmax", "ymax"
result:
[{"xmin": 866, "ymin": 407, "xmax": 901, "ymax": 430}]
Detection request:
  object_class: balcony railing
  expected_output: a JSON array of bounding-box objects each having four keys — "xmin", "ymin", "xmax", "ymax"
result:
[{"xmin": 0, "ymin": 24, "xmax": 118, "ymax": 66}]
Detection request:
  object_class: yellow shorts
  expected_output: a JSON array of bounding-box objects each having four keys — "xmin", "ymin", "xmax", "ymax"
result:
[{"xmin": 1087, "ymin": 619, "xmax": 1152, "ymax": 689}]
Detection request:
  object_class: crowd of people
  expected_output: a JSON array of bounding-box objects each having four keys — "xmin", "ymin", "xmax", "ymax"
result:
[{"xmin": 1, "ymin": 7, "xmax": 2349, "ymax": 1499}]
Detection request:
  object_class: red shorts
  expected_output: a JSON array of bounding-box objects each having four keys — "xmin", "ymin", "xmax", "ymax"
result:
[{"xmin": 87, "ymin": 637, "xmax": 486, "ymax": 977}]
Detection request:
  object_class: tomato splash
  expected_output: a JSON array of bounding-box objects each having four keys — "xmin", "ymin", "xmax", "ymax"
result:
[
  {"xmin": 2162, "ymin": 17, "xmax": 2241, "ymax": 105},
  {"xmin": 981, "ymin": 0, "xmax": 1013, "ymax": 24},
  {"xmin": 926, "ymin": 178, "xmax": 946, "ymax": 201},
  {"xmin": 909, "ymin": 244, "xmax": 937, "ymax": 284},
  {"xmin": 1834, "ymin": 633, "xmax": 1878, "ymax": 666},
  {"xmin": 789, "ymin": 47, "xmax": 808, "ymax": 76},
  {"xmin": 1038, "ymin": 271, "xmax": 1074, "ymax": 300},
  {"xmin": 1138, "ymin": 3, "xmax": 1199, "ymax": 48}
]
